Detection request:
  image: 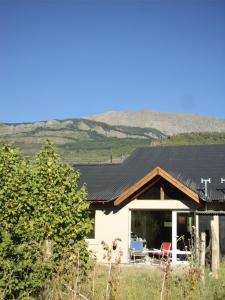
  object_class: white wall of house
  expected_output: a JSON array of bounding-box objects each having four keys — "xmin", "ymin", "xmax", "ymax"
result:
[{"xmin": 87, "ymin": 199, "xmax": 194, "ymax": 263}]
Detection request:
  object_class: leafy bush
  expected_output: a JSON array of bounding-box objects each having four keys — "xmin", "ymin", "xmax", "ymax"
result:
[{"xmin": 0, "ymin": 142, "xmax": 92, "ymax": 299}]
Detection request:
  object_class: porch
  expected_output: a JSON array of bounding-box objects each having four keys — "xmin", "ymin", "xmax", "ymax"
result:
[
  {"xmin": 128, "ymin": 209, "xmax": 225, "ymax": 265},
  {"xmin": 129, "ymin": 209, "xmax": 195, "ymax": 264}
]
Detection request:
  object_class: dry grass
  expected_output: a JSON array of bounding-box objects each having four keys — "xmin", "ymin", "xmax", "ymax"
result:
[
  {"xmin": 42, "ymin": 260, "xmax": 225, "ymax": 300},
  {"xmin": 78, "ymin": 264, "xmax": 162, "ymax": 300}
]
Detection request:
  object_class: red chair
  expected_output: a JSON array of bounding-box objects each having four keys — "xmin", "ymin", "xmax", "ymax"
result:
[{"xmin": 153, "ymin": 242, "xmax": 171, "ymax": 262}]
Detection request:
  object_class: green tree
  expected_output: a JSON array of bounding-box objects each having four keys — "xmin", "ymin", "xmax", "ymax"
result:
[
  {"xmin": 32, "ymin": 141, "xmax": 92, "ymax": 263},
  {"xmin": 0, "ymin": 145, "xmax": 48, "ymax": 299},
  {"xmin": 0, "ymin": 142, "xmax": 92, "ymax": 299}
]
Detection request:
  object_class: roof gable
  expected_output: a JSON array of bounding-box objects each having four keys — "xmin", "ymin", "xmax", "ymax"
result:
[{"xmin": 114, "ymin": 166, "xmax": 200, "ymax": 206}]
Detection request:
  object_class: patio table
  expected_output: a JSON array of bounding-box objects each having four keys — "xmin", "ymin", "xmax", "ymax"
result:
[{"xmin": 143, "ymin": 249, "xmax": 192, "ymax": 264}]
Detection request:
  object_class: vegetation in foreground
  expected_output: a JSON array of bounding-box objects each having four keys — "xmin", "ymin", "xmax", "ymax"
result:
[
  {"xmin": 0, "ymin": 142, "xmax": 93, "ymax": 299},
  {"xmin": 1, "ymin": 142, "xmax": 225, "ymax": 299},
  {"xmin": 35, "ymin": 260, "xmax": 225, "ymax": 300}
]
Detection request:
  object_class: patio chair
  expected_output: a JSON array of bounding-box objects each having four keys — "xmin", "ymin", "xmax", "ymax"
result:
[
  {"xmin": 130, "ymin": 240, "xmax": 146, "ymax": 263},
  {"xmin": 152, "ymin": 242, "xmax": 171, "ymax": 263}
]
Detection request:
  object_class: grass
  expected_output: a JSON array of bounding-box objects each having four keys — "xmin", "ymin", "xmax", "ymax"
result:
[
  {"xmin": 41, "ymin": 261, "xmax": 225, "ymax": 300},
  {"xmin": 42, "ymin": 264, "xmax": 163, "ymax": 300}
]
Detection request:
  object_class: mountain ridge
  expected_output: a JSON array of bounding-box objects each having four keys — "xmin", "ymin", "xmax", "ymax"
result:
[
  {"xmin": 0, "ymin": 118, "xmax": 163, "ymax": 164},
  {"xmin": 0, "ymin": 118, "xmax": 164, "ymax": 140},
  {"xmin": 85, "ymin": 110, "xmax": 225, "ymax": 135},
  {"xmin": 1, "ymin": 110, "xmax": 225, "ymax": 164}
]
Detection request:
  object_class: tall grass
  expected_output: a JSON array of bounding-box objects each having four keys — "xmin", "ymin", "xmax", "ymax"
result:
[{"xmin": 41, "ymin": 259, "xmax": 225, "ymax": 300}]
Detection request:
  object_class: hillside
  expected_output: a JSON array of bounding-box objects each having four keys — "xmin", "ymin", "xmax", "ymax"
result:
[
  {"xmin": 0, "ymin": 119, "xmax": 164, "ymax": 164},
  {"xmin": 1, "ymin": 114, "xmax": 225, "ymax": 164},
  {"xmin": 0, "ymin": 118, "xmax": 164, "ymax": 140},
  {"xmin": 86, "ymin": 110, "xmax": 225, "ymax": 135},
  {"xmin": 155, "ymin": 131, "xmax": 225, "ymax": 146}
]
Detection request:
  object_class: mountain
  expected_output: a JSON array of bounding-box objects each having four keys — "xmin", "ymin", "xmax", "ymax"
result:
[
  {"xmin": 85, "ymin": 110, "xmax": 225, "ymax": 135},
  {"xmin": 0, "ymin": 119, "xmax": 165, "ymax": 164},
  {"xmin": 0, "ymin": 118, "xmax": 165, "ymax": 141},
  {"xmin": 1, "ymin": 110, "xmax": 225, "ymax": 164}
]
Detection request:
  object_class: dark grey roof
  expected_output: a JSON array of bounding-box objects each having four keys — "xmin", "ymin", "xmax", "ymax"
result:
[
  {"xmin": 75, "ymin": 144, "xmax": 225, "ymax": 202},
  {"xmin": 196, "ymin": 211, "xmax": 225, "ymax": 215}
]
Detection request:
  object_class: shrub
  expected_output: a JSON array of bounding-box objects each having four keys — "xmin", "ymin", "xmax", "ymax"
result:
[{"xmin": 0, "ymin": 142, "xmax": 92, "ymax": 299}]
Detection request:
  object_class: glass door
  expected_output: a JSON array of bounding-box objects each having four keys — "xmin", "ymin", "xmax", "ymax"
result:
[
  {"xmin": 177, "ymin": 212, "xmax": 195, "ymax": 251},
  {"xmin": 172, "ymin": 211, "xmax": 195, "ymax": 263}
]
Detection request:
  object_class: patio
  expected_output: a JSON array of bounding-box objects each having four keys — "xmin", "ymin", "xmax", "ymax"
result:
[{"xmin": 129, "ymin": 209, "xmax": 194, "ymax": 264}]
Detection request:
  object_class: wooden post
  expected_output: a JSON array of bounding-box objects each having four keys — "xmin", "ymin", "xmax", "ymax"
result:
[
  {"xmin": 160, "ymin": 185, "xmax": 165, "ymax": 200},
  {"xmin": 195, "ymin": 214, "xmax": 200, "ymax": 266},
  {"xmin": 200, "ymin": 232, "xmax": 206, "ymax": 275},
  {"xmin": 211, "ymin": 216, "xmax": 220, "ymax": 276}
]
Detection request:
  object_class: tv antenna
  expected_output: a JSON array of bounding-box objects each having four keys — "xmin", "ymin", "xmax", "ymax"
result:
[{"xmin": 201, "ymin": 178, "xmax": 211, "ymax": 197}]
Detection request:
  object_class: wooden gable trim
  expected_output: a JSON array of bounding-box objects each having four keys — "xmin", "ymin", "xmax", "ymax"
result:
[{"xmin": 114, "ymin": 166, "xmax": 200, "ymax": 206}]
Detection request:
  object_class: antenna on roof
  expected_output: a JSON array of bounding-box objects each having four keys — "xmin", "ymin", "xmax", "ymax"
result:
[
  {"xmin": 221, "ymin": 178, "xmax": 225, "ymax": 184},
  {"xmin": 201, "ymin": 178, "xmax": 211, "ymax": 197}
]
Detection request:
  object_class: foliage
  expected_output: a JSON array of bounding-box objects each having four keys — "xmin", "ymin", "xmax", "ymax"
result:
[
  {"xmin": 101, "ymin": 239, "xmax": 123, "ymax": 300},
  {"xmin": 32, "ymin": 142, "xmax": 91, "ymax": 262},
  {"xmin": 0, "ymin": 145, "xmax": 48, "ymax": 299},
  {"xmin": 0, "ymin": 142, "xmax": 92, "ymax": 299}
]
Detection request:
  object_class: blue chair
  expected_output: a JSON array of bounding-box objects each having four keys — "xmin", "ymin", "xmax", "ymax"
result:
[{"xmin": 130, "ymin": 240, "xmax": 146, "ymax": 263}]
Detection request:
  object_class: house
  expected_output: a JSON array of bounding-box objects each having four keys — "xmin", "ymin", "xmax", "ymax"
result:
[{"xmin": 76, "ymin": 144, "xmax": 225, "ymax": 264}]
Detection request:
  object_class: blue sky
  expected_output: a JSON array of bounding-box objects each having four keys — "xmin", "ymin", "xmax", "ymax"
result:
[{"xmin": 1, "ymin": 0, "xmax": 225, "ymax": 123}]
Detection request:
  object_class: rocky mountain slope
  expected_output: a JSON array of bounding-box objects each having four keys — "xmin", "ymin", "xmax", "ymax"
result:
[
  {"xmin": 1, "ymin": 110, "xmax": 225, "ymax": 164},
  {"xmin": 0, "ymin": 118, "xmax": 164, "ymax": 142},
  {"xmin": 0, "ymin": 119, "xmax": 164, "ymax": 164},
  {"xmin": 86, "ymin": 110, "xmax": 225, "ymax": 135}
]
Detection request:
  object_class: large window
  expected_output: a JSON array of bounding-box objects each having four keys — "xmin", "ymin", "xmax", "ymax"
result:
[{"xmin": 131, "ymin": 210, "xmax": 172, "ymax": 249}]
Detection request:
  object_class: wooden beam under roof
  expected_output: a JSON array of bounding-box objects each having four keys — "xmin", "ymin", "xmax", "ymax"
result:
[{"xmin": 160, "ymin": 184, "xmax": 165, "ymax": 200}]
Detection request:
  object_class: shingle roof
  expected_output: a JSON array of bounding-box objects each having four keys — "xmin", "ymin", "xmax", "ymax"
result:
[{"xmin": 75, "ymin": 144, "xmax": 225, "ymax": 202}]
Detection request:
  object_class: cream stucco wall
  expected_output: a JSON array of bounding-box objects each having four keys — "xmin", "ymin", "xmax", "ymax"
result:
[{"xmin": 87, "ymin": 199, "xmax": 195, "ymax": 263}]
